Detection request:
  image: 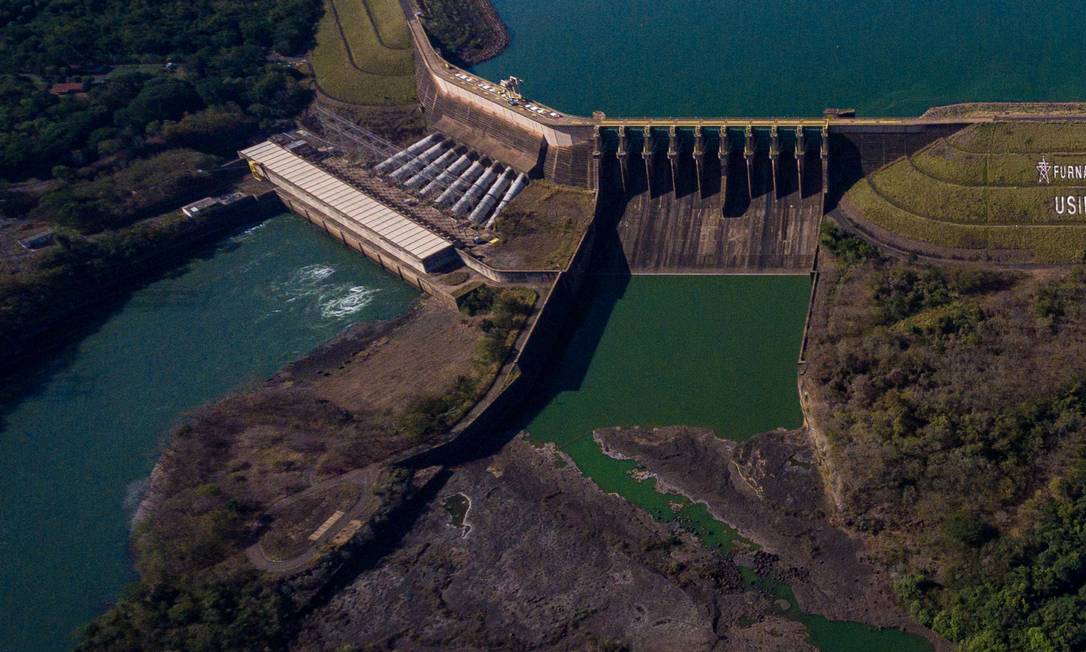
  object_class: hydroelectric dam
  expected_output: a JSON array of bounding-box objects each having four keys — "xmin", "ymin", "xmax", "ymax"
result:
[
  {"xmin": 402, "ymin": 8, "xmax": 999, "ymax": 274},
  {"xmin": 254, "ymin": 2, "xmax": 1043, "ymax": 281}
]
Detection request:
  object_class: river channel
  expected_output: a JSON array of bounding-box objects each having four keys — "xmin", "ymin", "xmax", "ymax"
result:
[{"xmin": 0, "ymin": 214, "xmax": 418, "ymax": 652}]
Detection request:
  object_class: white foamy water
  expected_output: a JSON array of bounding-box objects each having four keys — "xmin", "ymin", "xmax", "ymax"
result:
[
  {"xmin": 321, "ymin": 285, "xmax": 379, "ymax": 319},
  {"xmin": 230, "ymin": 221, "xmax": 268, "ymax": 241},
  {"xmin": 295, "ymin": 264, "xmax": 336, "ymax": 283},
  {"xmin": 278, "ymin": 264, "xmax": 338, "ymax": 304}
]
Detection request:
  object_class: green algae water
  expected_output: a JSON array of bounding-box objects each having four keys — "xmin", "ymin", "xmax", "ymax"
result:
[
  {"xmin": 0, "ymin": 214, "xmax": 417, "ymax": 652},
  {"xmin": 475, "ymin": 0, "xmax": 1086, "ymax": 117},
  {"xmin": 521, "ymin": 274, "xmax": 929, "ymax": 651}
]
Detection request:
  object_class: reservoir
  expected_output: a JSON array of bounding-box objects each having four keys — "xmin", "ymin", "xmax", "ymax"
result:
[
  {"xmin": 475, "ymin": 0, "xmax": 1086, "ymax": 117},
  {"xmin": 520, "ymin": 274, "xmax": 929, "ymax": 651},
  {"xmin": 0, "ymin": 214, "xmax": 417, "ymax": 652}
]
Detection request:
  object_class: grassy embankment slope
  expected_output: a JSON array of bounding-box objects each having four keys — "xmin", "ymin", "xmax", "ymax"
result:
[
  {"xmin": 809, "ymin": 226, "xmax": 1086, "ymax": 650},
  {"xmin": 846, "ymin": 123, "xmax": 1086, "ymax": 262},
  {"xmin": 309, "ymin": 0, "xmax": 416, "ymax": 105}
]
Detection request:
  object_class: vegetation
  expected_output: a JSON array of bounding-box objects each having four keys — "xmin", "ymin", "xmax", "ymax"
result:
[
  {"xmin": 79, "ymin": 570, "xmax": 291, "ymax": 651},
  {"xmin": 0, "ymin": 0, "xmax": 325, "ymax": 362},
  {"xmin": 366, "ymin": 0, "xmax": 414, "ymax": 49},
  {"xmin": 78, "ymin": 387, "xmax": 410, "ymax": 649},
  {"xmin": 0, "ymin": 0, "xmax": 319, "ymax": 181},
  {"xmin": 846, "ymin": 123, "xmax": 1086, "ymax": 262},
  {"xmin": 951, "ymin": 122, "xmax": 1086, "ymax": 154},
  {"xmin": 0, "ymin": 207, "xmax": 254, "ymax": 359},
  {"xmin": 80, "ymin": 283, "xmax": 537, "ymax": 646},
  {"xmin": 400, "ymin": 286, "xmax": 535, "ymax": 440},
  {"xmin": 897, "ymin": 462, "xmax": 1086, "ymax": 651},
  {"xmin": 35, "ymin": 150, "xmax": 220, "ymax": 233},
  {"xmin": 419, "ymin": 0, "xmax": 507, "ymax": 65},
  {"xmin": 309, "ymin": 0, "xmax": 416, "ymax": 105},
  {"xmin": 847, "ymin": 180, "xmax": 1086, "ymax": 262},
  {"xmin": 809, "ymin": 248, "xmax": 1086, "ymax": 650},
  {"xmin": 819, "ymin": 222, "xmax": 879, "ymax": 266}
]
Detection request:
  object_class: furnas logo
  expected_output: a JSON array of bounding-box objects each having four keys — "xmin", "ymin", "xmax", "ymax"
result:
[
  {"xmin": 1040, "ymin": 155, "xmax": 1086, "ymax": 216},
  {"xmin": 1039, "ymin": 155, "xmax": 1086, "ymax": 183},
  {"xmin": 1038, "ymin": 155, "xmax": 1052, "ymax": 184}
]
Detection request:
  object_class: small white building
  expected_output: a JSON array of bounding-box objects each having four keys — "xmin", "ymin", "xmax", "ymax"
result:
[{"xmin": 181, "ymin": 197, "xmax": 221, "ymax": 218}]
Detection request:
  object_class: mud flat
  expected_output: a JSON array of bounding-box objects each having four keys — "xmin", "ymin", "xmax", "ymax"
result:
[
  {"xmin": 294, "ymin": 434, "xmax": 813, "ymax": 650},
  {"xmin": 594, "ymin": 426, "xmax": 945, "ymax": 649}
]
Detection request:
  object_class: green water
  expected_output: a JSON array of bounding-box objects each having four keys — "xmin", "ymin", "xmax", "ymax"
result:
[
  {"xmin": 520, "ymin": 274, "xmax": 929, "ymax": 651},
  {"xmin": 0, "ymin": 214, "xmax": 418, "ymax": 652},
  {"xmin": 475, "ymin": 0, "xmax": 1086, "ymax": 117}
]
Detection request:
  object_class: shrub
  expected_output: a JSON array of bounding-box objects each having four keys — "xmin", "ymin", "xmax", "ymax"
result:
[
  {"xmin": 459, "ymin": 284, "xmax": 496, "ymax": 316},
  {"xmin": 943, "ymin": 510, "xmax": 995, "ymax": 547},
  {"xmin": 820, "ymin": 221, "xmax": 879, "ymax": 264}
]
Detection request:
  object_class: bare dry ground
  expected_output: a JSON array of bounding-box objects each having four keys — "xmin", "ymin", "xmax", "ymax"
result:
[
  {"xmin": 133, "ymin": 297, "xmax": 490, "ymax": 580},
  {"xmin": 280, "ymin": 296, "xmax": 480, "ymax": 414},
  {"xmin": 481, "ymin": 181, "xmax": 595, "ymax": 270},
  {"xmin": 294, "ymin": 435, "xmax": 814, "ymax": 651}
]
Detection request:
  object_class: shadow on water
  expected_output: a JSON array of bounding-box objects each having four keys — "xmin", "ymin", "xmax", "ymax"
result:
[{"xmin": 405, "ymin": 184, "xmax": 929, "ymax": 650}]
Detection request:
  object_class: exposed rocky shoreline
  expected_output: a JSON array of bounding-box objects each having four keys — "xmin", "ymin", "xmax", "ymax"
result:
[
  {"xmin": 295, "ymin": 435, "xmax": 815, "ymax": 651},
  {"xmin": 593, "ymin": 425, "xmax": 946, "ymax": 650},
  {"xmin": 419, "ymin": 0, "xmax": 510, "ymax": 66},
  {"xmin": 462, "ymin": 0, "xmax": 510, "ymax": 64}
]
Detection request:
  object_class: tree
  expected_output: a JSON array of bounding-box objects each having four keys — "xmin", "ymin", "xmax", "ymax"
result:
[{"xmin": 113, "ymin": 79, "xmax": 204, "ymax": 131}]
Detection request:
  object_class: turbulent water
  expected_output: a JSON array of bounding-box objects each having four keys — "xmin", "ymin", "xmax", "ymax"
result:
[{"xmin": 0, "ymin": 214, "xmax": 417, "ymax": 652}]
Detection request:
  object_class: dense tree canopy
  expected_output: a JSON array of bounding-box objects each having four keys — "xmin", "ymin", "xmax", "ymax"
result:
[
  {"xmin": 0, "ymin": 0, "xmax": 321, "ymax": 181},
  {"xmin": 0, "ymin": 0, "xmax": 321, "ymax": 74}
]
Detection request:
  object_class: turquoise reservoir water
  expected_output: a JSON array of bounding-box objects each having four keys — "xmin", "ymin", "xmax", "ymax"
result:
[
  {"xmin": 475, "ymin": 0, "xmax": 1086, "ymax": 117},
  {"xmin": 0, "ymin": 214, "xmax": 417, "ymax": 652}
]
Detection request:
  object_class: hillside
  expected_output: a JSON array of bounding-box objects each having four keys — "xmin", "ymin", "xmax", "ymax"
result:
[
  {"xmin": 806, "ymin": 227, "xmax": 1086, "ymax": 650},
  {"xmin": 309, "ymin": 0, "xmax": 417, "ymax": 105},
  {"xmin": 844, "ymin": 123, "xmax": 1086, "ymax": 262}
]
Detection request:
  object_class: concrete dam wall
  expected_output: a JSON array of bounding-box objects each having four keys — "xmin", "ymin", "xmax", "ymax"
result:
[
  {"xmin": 401, "ymin": 0, "xmax": 978, "ymax": 272},
  {"xmin": 592, "ymin": 122, "xmax": 969, "ymax": 274},
  {"xmin": 596, "ymin": 126, "xmax": 824, "ymax": 274}
]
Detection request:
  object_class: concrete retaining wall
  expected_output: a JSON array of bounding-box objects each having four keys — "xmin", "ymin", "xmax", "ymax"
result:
[
  {"xmin": 274, "ymin": 187, "xmax": 460, "ymax": 310},
  {"xmin": 398, "ymin": 191, "xmax": 604, "ymax": 468},
  {"xmin": 457, "ymin": 250, "xmax": 559, "ymax": 285},
  {"xmin": 408, "ymin": 7, "xmax": 595, "ymax": 187}
]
